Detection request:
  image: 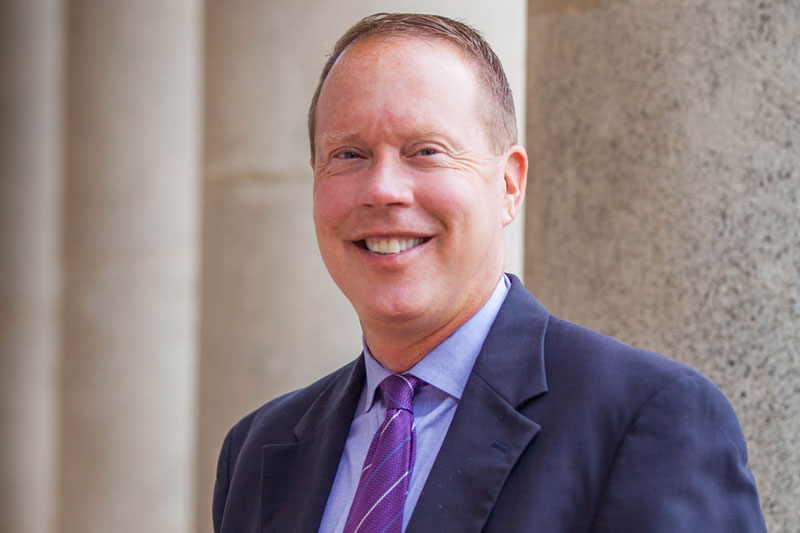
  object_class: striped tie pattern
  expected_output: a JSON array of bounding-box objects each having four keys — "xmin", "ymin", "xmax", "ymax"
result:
[{"xmin": 343, "ymin": 374, "xmax": 422, "ymax": 533}]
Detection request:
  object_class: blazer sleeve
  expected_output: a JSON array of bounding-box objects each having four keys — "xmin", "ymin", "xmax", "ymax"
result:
[
  {"xmin": 212, "ymin": 428, "xmax": 233, "ymax": 533},
  {"xmin": 589, "ymin": 371, "xmax": 766, "ymax": 532}
]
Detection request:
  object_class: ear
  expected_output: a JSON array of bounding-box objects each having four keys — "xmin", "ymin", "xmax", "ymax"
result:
[
  {"xmin": 309, "ymin": 158, "xmax": 315, "ymax": 172},
  {"xmin": 500, "ymin": 145, "xmax": 528, "ymax": 226}
]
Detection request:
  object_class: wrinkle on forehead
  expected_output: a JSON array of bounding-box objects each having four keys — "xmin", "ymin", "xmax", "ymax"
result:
[{"xmin": 318, "ymin": 126, "xmax": 463, "ymax": 149}]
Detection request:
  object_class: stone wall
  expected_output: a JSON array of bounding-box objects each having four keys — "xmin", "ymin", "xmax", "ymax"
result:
[{"xmin": 525, "ymin": 1, "xmax": 799, "ymax": 531}]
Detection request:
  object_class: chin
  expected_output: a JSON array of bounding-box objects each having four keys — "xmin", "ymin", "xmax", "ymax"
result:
[{"xmin": 355, "ymin": 291, "xmax": 429, "ymax": 324}]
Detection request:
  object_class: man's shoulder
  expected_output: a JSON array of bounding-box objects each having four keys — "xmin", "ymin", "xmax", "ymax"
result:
[
  {"xmin": 486, "ymin": 276, "xmax": 727, "ymax": 415},
  {"xmin": 545, "ymin": 314, "xmax": 695, "ymax": 381},
  {"xmin": 539, "ymin": 313, "xmax": 735, "ymax": 427},
  {"xmin": 502, "ymin": 276, "xmax": 707, "ymax": 396},
  {"xmin": 212, "ymin": 356, "xmax": 365, "ymax": 530},
  {"xmin": 488, "ymin": 285, "xmax": 764, "ymax": 531}
]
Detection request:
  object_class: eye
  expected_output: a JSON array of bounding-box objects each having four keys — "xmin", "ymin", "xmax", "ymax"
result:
[
  {"xmin": 417, "ymin": 148, "xmax": 438, "ymax": 156},
  {"xmin": 337, "ymin": 151, "xmax": 362, "ymax": 160}
]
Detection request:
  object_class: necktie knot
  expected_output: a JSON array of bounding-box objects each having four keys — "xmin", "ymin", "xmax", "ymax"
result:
[{"xmin": 380, "ymin": 374, "xmax": 421, "ymax": 412}]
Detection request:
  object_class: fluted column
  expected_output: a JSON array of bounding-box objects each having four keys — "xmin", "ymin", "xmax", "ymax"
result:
[
  {"xmin": 0, "ymin": 2, "xmax": 62, "ymax": 532},
  {"xmin": 59, "ymin": 2, "xmax": 202, "ymax": 532},
  {"xmin": 525, "ymin": 1, "xmax": 798, "ymax": 531},
  {"xmin": 196, "ymin": 2, "xmax": 526, "ymax": 531}
]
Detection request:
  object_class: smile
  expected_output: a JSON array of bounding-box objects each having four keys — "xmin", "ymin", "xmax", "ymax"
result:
[{"xmin": 361, "ymin": 237, "xmax": 428, "ymax": 255}]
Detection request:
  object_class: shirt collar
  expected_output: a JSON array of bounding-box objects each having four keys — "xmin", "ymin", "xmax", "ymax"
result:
[{"xmin": 362, "ymin": 274, "xmax": 511, "ymax": 412}]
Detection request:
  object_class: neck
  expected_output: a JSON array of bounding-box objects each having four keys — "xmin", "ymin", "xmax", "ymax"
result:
[
  {"xmin": 364, "ymin": 325, "xmax": 456, "ymax": 373},
  {"xmin": 362, "ymin": 274, "xmax": 502, "ymax": 373}
]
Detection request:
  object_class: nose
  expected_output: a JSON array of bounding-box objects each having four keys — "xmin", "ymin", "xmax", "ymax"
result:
[{"xmin": 357, "ymin": 155, "xmax": 413, "ymax": 208}]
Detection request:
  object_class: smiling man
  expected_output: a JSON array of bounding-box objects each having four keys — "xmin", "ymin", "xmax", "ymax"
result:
[{"xmin": 212, "ymin": 13, "xmax": 765, "ymax": 533}]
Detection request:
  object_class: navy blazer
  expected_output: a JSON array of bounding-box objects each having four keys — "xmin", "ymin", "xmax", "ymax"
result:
[{"xmin": 213, "ymin": 275, "xmax": 765, "ymax": 532}]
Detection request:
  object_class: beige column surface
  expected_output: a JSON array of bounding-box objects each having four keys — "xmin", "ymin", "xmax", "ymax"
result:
[
  {"xmin": 526, "ymin": 1, "xmax": 798, "ymax": 531},
  {"xmin": 197, "ymin": 1, "xmax": 526, "ymax": 530},
  {"xmin": 0, "ymin": 2, "xmax": 63, "ymax": 533},
  {"xmin": 60, "ymin": 2, "xmax": 202, "ymax": 532}
]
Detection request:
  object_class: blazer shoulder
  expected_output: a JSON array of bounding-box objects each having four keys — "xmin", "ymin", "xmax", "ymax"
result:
[
  {"xmin": 535, "ymin": 314, "xmax": 752, "ymax": 453},
  {"xmin": 493, "ymin": 276, "xmax": 713, "ymax": 412},
  {"xmin": 543, "ymin": 315, "xmax": 707, "ymax": 403},
  {"xmin": 547, "ymin": 320, "xmax": 768, "ymax": 531},
  {"xmin": 224, "ymin": 357, "xmax": 361, "ymax": 453},
  {"xmin": 214, "ymin": 357, "xmax": 364, "ymax": 532},
  {"xmin": 499, "ymin": 278, "xmax": 727, "ymax": 415}
]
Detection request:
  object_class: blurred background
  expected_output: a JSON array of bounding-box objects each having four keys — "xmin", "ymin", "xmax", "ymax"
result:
[{"xmin": 1, "ymin": 0, "xmax": 797, "ymax": 532}]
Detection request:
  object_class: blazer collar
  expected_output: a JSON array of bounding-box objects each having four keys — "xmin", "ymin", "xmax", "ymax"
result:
[
  {"xmin": 407, "ymin": 274, "xmax": 550, "ymax": 532},
  {"xmin": 293, "ymin": 356, "xmax": 366, "ymax": 441},
  {"xmin": 470, "ymin": 274, "xmax": 549, "ymax": 406},
  {"xmin": 260, "ymin": 356, "xmax": 366, "ymax": 532}
]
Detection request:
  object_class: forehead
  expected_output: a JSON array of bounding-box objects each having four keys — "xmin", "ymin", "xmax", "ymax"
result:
[
  {"xmin": 329, "ymin": 34, "xmax": 475, "ymax": 87},
  {"xmin": 314, "ymin": 36, "xmax": 485, "ymax": 147}
]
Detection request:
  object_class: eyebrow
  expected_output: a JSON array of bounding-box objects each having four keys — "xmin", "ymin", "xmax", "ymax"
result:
[
  {"xmin": 319, "ymin": 128, "xmax": 454, "ymax": 148},
  {"xmin": 318, "ymin": 131, "xmax": 362, "ymax": 147}
]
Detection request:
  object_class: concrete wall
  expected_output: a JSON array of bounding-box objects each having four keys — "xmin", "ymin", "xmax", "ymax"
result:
[
  {"xmin": 58, "ymin": 2, "xmax": 202, "ymax": 531},
  {"xmin": 525, "ymin": 1, "xmax": 799, "ymax": 531},
  {"xmin": 0, "ymin": 2, "xmax": 62, "ymax": 531},
  {"xmin": 1, "ymin": 1, "xmax": 202, "ymax": 532}
]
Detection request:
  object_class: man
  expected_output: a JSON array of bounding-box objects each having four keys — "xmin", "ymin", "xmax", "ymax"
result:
[{"xmin": 213, "ymin": 13, "xmax": 765, "ymax": 532}]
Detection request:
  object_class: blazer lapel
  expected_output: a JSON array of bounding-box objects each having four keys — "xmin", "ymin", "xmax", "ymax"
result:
[
  {"xmin": 408, "ymin": 275, "xmax": 550, "ymax": 532},
  {"xmin": 260, "ymin": 356, "xmax": 366, "ymax": 532}
]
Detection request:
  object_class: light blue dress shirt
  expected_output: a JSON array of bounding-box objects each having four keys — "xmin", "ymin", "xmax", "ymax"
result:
[{"xmin": 318, "ymin": 275, "xmax": 510, "ymax": 532}]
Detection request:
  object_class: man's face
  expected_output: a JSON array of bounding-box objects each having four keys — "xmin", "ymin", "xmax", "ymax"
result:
[{"xmin": 312, "ymin": 36, "xmax": 525, "ymax": 341}]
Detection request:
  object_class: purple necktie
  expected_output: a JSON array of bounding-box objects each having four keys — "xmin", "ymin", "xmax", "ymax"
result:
[{"xmin": 343, "ymin": 374, "xmax": 423, "ymax": 533}]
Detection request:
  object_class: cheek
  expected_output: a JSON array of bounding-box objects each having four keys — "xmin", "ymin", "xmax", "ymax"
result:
[
  {"xmin": 421, "ymin": 178, "xmax": 495, "ymax": 230},
  {"xmin": 313, "ymin": 181, "xmax": 350, "ymax": 233},
  {"xmin": 417, "ymin": 176, "xmax": 467, "ymax": 212},
  {"xmin": 313, "ymin": 191, "xmax": 347, "ymax": 274}
]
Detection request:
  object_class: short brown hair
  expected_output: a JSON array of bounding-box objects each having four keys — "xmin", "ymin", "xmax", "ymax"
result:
[{"xmin": 307, "ymin": 13, "xmax": 518, "ymax": 160}]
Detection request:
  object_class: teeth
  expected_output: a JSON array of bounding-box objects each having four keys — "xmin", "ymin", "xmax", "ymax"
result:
[{"xmin": 365, "ymin": 238, "xmax": 424, "ymax": 255}]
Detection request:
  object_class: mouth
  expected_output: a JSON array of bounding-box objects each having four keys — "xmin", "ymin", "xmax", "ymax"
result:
[{"xmin": 357, "ymin": 237, "xmax": 430, "ymax": 255}]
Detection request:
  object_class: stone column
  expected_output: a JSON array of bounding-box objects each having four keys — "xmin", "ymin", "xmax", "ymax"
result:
[
  {"xmin": 525, "ymin": 1, "xmax": 798, "ymax": 531},
  {"xmin": 196, "ymin": 2, "xmax": 526, "ymax": 530},
  {"xmin": 59, "ymin": 2, "xmax": 202, "ymax": 532},
  {"xmin": 0, "ymin": 2, "xmax": 62, "ymax": 532}
]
